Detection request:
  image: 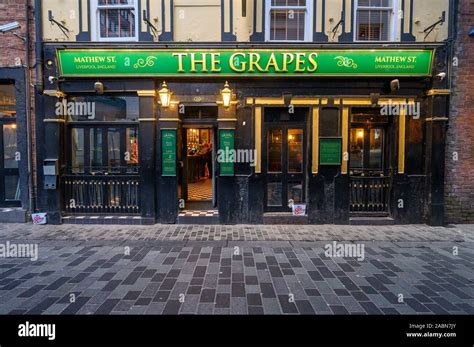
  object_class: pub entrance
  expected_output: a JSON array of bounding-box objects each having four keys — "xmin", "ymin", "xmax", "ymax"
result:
[
  {"xmin": 178, "ymin": 106, "xmax": 218, "ymax": 211},
  {"xmin": 349, "ymin": 109, "xmax": 392, "ymax": 215},
  {"xmin": 262, "ymin": 107, "xmax": 308, "ymax": 213}
]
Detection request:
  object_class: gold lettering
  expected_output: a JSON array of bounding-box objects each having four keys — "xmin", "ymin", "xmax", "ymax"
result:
[
  {"xmin": 265, "ymin": 53, "xmax": 282, "ymax": 72},
  {"xmin": 210, "ymin": 53, "xmax": 221, "ymax": 72},
  {"xmin": 248, "ymin": 53, "xmax": 265, "ymax": 72},
  {"xmin": 172, "ymin": 53, "xmax": 188, "ymax": 72},
  {"xmin": 190, "ymin": 53, "xmax": 208, "ymax": 72},
  {"xmin": 229, "ymin": 53, "xmax": 246, "ymax": 72},
  {"xmin": 307, "ymin": 52, "xmax": 318, "ymax": 72},
  {"xmin": 295, "ymin": 53, "xmax": 306, "ymax": 72},
  {"xmin": 282, "ymin": 53, "xmax": 295, "ymax": 71}
]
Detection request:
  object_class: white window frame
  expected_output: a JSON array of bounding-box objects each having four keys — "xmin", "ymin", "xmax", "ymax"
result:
[
  {"xmin": 265, "ymin": 0, "xmax": 314, "ymax": 42},
  {"xmin": 353, "ymin": 0, "xmax": 400, "ymax": 42},
  {"xmin": 91, "ymin": 0, "xmax": 139, "ymax": 42}
]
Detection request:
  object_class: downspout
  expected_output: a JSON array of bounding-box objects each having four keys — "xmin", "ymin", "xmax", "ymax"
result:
[
  {"xmin": 33, "ymin": 0, "xmax": 43, "ymax": 213},
  {"xmin": 25, "ymin": 0, "xmax": 34, "ymax": 213},
  {"xmin": 34, "ymin": 0, "xmax": 43, "ymax": 95}
]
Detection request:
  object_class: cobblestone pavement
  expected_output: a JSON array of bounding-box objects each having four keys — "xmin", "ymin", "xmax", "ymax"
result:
[{"xmin": 0, "ymin": 224, "xmax": 472, "ymax": 315}]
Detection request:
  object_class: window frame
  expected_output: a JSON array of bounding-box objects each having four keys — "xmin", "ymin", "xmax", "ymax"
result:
[
  {"xmin": 353, "ymin": 0, "xmax": 400, "ymax": 42},
  {"xmin": 265, "ymin": 0, "xmax": 314, "ymax": 42},
  {"xmin": 91, "ymin": 0, "xmax": 139, "ymax": 42}
]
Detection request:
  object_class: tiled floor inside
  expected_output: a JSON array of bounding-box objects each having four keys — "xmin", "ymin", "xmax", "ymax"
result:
[{"xmin": 188, "ymin": 179, "xmax": 212, "ymax": 201}]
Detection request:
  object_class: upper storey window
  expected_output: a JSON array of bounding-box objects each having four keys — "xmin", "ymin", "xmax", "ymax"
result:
[
  {"xmin": 355, "ymin": 0, "xmax": 398, "ymax": 41},
  {"xmin": 266, "ymin": 0, "xmax": 313, "ymax": 42},
  {"xmin": 92, "ymin": 0, "xmax": 138, "ymax": 41}
]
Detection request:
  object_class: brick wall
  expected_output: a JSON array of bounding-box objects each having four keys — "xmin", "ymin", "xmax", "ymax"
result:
[
  {"xmin": 0, "ymin": 0, "xmax": 31, "ymax": 67},
  {"xmin": 445, "ymin": 0, "xmax": 474, "ymax": 223}
]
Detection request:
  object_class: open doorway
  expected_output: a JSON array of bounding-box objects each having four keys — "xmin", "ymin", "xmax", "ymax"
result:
[{"xmin": 180, "ymin": 126, "xmax": 217, "ymax": 210}]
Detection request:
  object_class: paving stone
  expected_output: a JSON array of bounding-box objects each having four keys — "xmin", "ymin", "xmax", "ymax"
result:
[{"xmin": 0, "ymin": 223, "xmax": 471, "ymax": 316}]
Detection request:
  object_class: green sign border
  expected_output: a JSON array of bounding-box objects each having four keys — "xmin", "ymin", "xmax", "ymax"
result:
[
  {"xmin": 320, "ymin": 138, "xmax": 342, "ymax": 166},
  {"xmin": 162, "ymin": 129, "xmax": 177, "ymax": 176},
  {"xmin": 219, "ymin": 129, "xmax": 235, "ymax": 176},
  {"xmin": 57, "ymin": 48, "xmax": 434, "ymax": 78}
]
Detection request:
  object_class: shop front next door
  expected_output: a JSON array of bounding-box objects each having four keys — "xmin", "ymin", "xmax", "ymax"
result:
[
  {"xmin": 263, "ymin": 108, "xmax": 306, "ymax": 212},
  {"xmin": 349, "ymin": 122, "xmax": 391, "ymax": 215},
  {"xmin": 0, "ymin": 122, "xmax": 20, "ymax": 207}
]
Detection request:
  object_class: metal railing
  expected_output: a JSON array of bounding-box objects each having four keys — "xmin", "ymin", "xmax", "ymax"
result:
[
  {"xmin": 63, "ymin": 175, "xmax": 140, "ymax": 214},
  {"xmin": 350, "ymin": 174, "xmax": 391, "ymax": 214}
]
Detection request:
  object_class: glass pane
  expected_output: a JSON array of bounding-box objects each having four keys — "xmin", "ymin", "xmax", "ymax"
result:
[
  {"xmin": 268, "ymin": 129, "xmax": 282, "ymax": 172},
  {"xmin": 288, "ymin": 129, "xmax": 303, "ymax": 173},
  {"xmin": 272, "ymin": 0, "xmax": 306, "ymax": 5},
  {"xmin": 320, "ymin": 108, "xmax": 340, "ymax": 137},
  {"xmin": 108, "ymin": 128, "xmax": 121, "ymax": 172},
  {"xmin": 4, "ymin": 175, "xmax": 20, "ymax": 201},
  {"xmin": 0, "ymin": 84, "xmax": 16, "ymax": 118},
  {"xmin": 3, "ymin": 124, "xmax": 18, "ymax": 169},
  {"xmin": 90, "ymin": 128, "xmax": 103, "ymax": 170},
  {"xmin": 67, "ymin": 96, "xmax": 139, "ymax": 122},
  {"xmin": 71, "ymin": 128, "xmax": 85, "ymax": 173},
  {"xmin": 350, "ymin": 128, "xmax": 364, "ymax": 168},
  {"xmin": 267, "ymin": 182, "xmax": 282, "ymax": 206},
  {"xmin": 288, "ymin": 182, "xmax": 303, "ymax": 204},
  {"xmin": 126, "ymin": 128, "xmax": 139, "ymax": 172},
  {"xmin": 357, "ymin": 9, "xmax": 390, "ymax": 40},
  {"xmin": 369, "ymin": 128, "xmax": 383, "ymax": 169},
  {"xmin": 99, "ymin": 9, "xmax": 135, "ymax": 38},
  {"xmin": 99, "ymin": 0, "xmax": 134, "ymax": 5},
  {"xmin": 358, "ymin": 0, "xmax": 391, "ymax": 7},
  {"xmin": 270, "ymin": 9, "xmax": 306, "ymax": 41}
]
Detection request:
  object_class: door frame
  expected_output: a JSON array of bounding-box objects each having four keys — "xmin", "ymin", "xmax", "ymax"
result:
[
  {"xmin": 0, "ymin": 120, "xmax": 21, "ymax": 207},
  {"xmin": 349, "ymin": 115, "xmax": 393, "ymax": 215},
  {"xmin": 262, "ymin": 108, "xmax": 308, "ymax": 213},
  {"xmin": 180, "ymin": 123, "xmax": 218, "ymax": 208},
  {"xmin": 349, "ymin": 123, "xmax": 389, "ymax": 174}
]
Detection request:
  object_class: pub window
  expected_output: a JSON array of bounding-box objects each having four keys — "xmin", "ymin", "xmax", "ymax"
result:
[
  {"xmin": 0, "ymin": 83, "xmax": 20, "ymax": 205},
  {"xmin": 92, "ymin": 0, "xmax": 138, "ymax": 41},
  {"xmin": 355, "ymin": 0, "xmax": 398, "ymax": 41},
  {"xmin": 266, "ymin": 0, "xmax": 313, "ymax": 42},
  {"xmin": 67, "ymin": 95, "xmax": 139, "ymax": 175},
  {"xmin": 319, "ymin": 108, "xmax": 341, "ymax": 137}
]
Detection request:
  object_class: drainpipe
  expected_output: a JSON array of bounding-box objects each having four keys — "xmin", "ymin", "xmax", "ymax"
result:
[
  {"xmin": 25, "ymin": 0, "xmax": 35, "ymax": 213},
  {"xmin": 33, "ymin": 0, "xmax": 43, "ymax": 213},
  {"xmin": 34, "ymin": 0, "xmax": 43, "ymax": 94}
]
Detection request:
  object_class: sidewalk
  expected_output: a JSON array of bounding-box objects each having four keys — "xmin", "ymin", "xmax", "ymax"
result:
[
  {"xmin": 0, "ymin": 224, "xmax": 472, "ymax": 315},
  {"xmin": 0, "ymin": 223, "xmax": 473, "ymax": 242}
]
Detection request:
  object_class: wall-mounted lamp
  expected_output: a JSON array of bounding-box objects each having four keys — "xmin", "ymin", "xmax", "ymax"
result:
[
  {"xmin": 469, "ymin": 27, "xmax": 474, "ymax": 37},
  {"xmin": 158, "ymin": 81, "xmax": 172, "ymax": 108},
  {"xmin": 221, "ymin": 81, "xmax": 232, "ymax": 109}
]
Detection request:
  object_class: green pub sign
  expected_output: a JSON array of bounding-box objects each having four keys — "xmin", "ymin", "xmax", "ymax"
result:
[
  {"xmin": 162, "ymin": 130, "xmax": 177, "ymax": 176},
  {"xmin": 57, "ymin": 49, "xmax": 434, "ymax": 77},
  {"xmin": 320, "ymin": 138, "xmax": 342, "ymax": 166},
  {"xmin": 219, "ymin": 129, "xmax": 235, "ymax": 176}
]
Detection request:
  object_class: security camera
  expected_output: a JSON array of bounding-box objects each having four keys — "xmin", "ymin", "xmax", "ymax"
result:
[
  {"xmin": 0, "ymin": 22, "xmax": 20, "ymax": 33},
  {"xmin": 94, "ymin": 81, "xmax": 104, "ymax": 95},
  {"xmin": 48, "ymin": 76, "xmax": 58, "ymax": 84},
  {"xmin": 435, "ymin": 72, "xmax": 446, "ymax": 81}
]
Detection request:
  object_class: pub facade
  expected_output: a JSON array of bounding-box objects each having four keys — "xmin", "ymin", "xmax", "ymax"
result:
[{"xmin": 34, "ymin": 0, "xmax": 454, "ymax": 226}]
